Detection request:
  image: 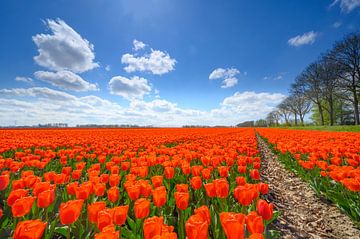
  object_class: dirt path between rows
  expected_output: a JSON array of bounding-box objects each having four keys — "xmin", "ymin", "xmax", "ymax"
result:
[{"xmin": 257, "ymin": 135, "xmax": 360, "ymax": 239}]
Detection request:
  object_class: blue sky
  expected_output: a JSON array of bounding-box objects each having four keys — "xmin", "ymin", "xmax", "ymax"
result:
[{"xmin": 0, "ymin": 0, "xmax": 359, "ymax": 126}]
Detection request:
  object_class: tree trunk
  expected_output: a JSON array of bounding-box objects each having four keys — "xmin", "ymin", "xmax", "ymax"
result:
[
  {"xmin": 300, "ymin": 115, "xmax": 304, "ymax": 125},
  {"xmin": 318, "ymin": 103, "xmax": 324, "ymax": 126},
  {"xmin": 353, "ymin": 90, "xmax": 360, "ymax": 125},
  {"xmin": 294, "ymin": 113, "xmax": 298, "ymax": 126},
  {"xmin": 329, "ymin": 94, "xmax": 334, "ymax": 126}
]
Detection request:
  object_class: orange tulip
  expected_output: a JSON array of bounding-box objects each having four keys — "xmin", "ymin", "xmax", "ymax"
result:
[
  {"xmin": 126, "ymin": 184, "xmax": 141, "ymax": 200},
  {"xmin": 220, "ymin": 212, "xmax": 245, "ymax": 239},
  {"xmin": 60, "ymin": 199, "xmax": 84, "ymax": 225},
  {"xmin": 94, "ymin": 230, "xmax": 120, "ymax": 239},
  {"xmin": 37, "ymin": 189, "xmax": 55, "ymax": 208},
  {"xmin": 143, "ymin": 216, "xmax": 163, "ymax": 239},
  {"xmin": 13, "ymin": 219, "xmax": 46, "ymax": 239},
  {"xmin": 190, "ymin": 176, "xmax": 202, "ymax": 190},
  {"xmin": 151, "ymin": 175, "xmax": 163, "ymax": 188},
  {"xmin": 214, "ymin": 178, "xmax": 229, "ymax": 198},
  {"xmin": 0, "ymin": 174, "xmax": 10, "ymax": 191},
  {"xmin": 88, "ymin": 201, "xmax": 107, "ymax": 224},
  {"xmin": 94, "ymin": 183, "xmax": 106, "ymax": 197},
  {"xmin": 185, "ymin": 214, "xmax": 208, "ymax": 239},
  {"xmin": 176, "ymin": 184, "xmax": 188, "ymax": 192},
  {"xmin": 12, "ymin": 196, "xmax": 36, "ymax": 217},
  {"xmin": 67, "ymin": 182, "xmax": 78, "ymax": 196},
  {"xmin": 194, "ymin": 206, "xmax": 210, "ymax": 224},
  {"xmin": 113, "ymin": 205, "xmax": 129, "ymax": 226},
  {"xmin": 174, "ymin": 192, "xmax": 189, "ymax": 210},
  {"xmin": 164, "ymin": 167, "xmax": 174, "ymax": 179},
  {"xmin": 204, "ymin": 183, "xmax": 216, "ymax": 197},
  {"xmin": 109, "ymin": 174, "xmax": 121, "ymax": 187},
  {"xmin": 201, "ymin": 168, "xmax": 211, "ymax": 180},
  {"xmin": 250, "ymin": 169, "xmax": 260, "ymax": 180},
  {"xmin": 152, "ymin": 186, "xmax": 167, "ymax": 207},
  {"xmin": 7, "ymin": 189, "xmax": 29, "ymax": 206},
  {"xmin": 234, "ymin": 184, "xmax": 259, "ymax": 206},
  {"xmin": 256, "ymin": 199, "xmax": 274, "ymax": 221},
  {"xmin": 134, "ymin": 198, "xmax": 150, "ymax": 219},
  {"xmin": 107, "ymin": 186, "xmax": 119, "ymax": 203},
  {"xmin": 258, "ymin": 183, "xmax": 268, "ymax": 195},
  {"xmin": 97, "ymin": 209, "xmax": 113, "ymax": 231},
  {"xmin": 248, "ymin": 233, "xmax": 265, "ymax": 239},
  {"xmin": 246, "ymin": 211, "xmax": 264, "ymax": 234},
  {"xmin": 218, "ymin": 166, "xmax": 229, "ymax": 178}
]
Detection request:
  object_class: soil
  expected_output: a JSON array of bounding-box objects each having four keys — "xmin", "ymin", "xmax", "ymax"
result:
[{"xmin": 256, "ymin": 135, "xmax": 360, "ymax": 239}]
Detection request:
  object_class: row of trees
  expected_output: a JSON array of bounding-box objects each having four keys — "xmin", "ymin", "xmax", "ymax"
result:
[{"xmin": 265, "ymin": 32, "xmax": 360, "ymax": 126}]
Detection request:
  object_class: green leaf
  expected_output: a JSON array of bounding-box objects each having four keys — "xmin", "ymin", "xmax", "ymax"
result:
[
  {"xmin": 127, "ymin": 216, "xmax": 136, "ymax": 231},
  {"xmin": 54, "ymin": 226, "xmax": 68, "ymax": 237}
]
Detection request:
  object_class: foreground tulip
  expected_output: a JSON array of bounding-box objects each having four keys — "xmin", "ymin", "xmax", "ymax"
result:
[
  {"xmin": 185, "ymin": 214, "xmax": 208, "ymax": 239},
  {"xmin": 97, "ymin": 209, "xmax": 113, "ymax": 231},
  {"xmin": 134, "ymin": 198, "xmax": 150, "ymax": 219},
  {"xmin": 256, "ymin": 199, "xmax": 274, "ymax": 221},
  {"xmin": 88, "ymin": 201, "xmax": 107, "ymax": 224},
  {"xmin": 13, "ymin": 219, "xmax": 46, "ymax": 239},
  {"xmin": 107, "ymin": 186, "xmax": 119, "ymax": 203},
  {"xmin": 164, "ymin": 167, "xmax": 175, "ymax": 179},
  {"xmin": 144, "ymin": 216, "xmax": 163, "ymax": 239},
  {"xmin": 194, "ymin": 206, "xmax": 211, "ymax": 224},
  {"xmin": 174, "ymin": 192, "xmax": 189, "ymax": 210},
  {"xmin": 190, "ymin": 176, "xmax": 202, "ymax": 190},
  {"xmin": 204, "ymin": 183, "xmax": 216, "ymax": 197},
  {"xmin": 7, "ymin": 189, "xmax": 29, "ymax": 206},
  {"xmin": 152, "ymin": 186, "xmax": 167, "ymax": 207},
  {"xmin": 0, "ymin": 174, "xmax": 10, "ymax": 191},
  {"xmin": 214, "ymin": 178, "xmax": 229, "ymax": 198},
  {"xmin": 250, "ymin": 170, "xmax": 260, "ymax": 180},
  {"xmin": 176, "ymin": 184, "xmax": 188, "ymax": 192},
  {"xmin": 220, "ymin": 212, "xmax": 245, "ymax": 239},
  {"xmin": 37, "ymin": 189, "xmax": 55, "ymax": 208},
  {"xmin": 248, "ymin": 233, "xmax": 265, "ymax": 239},
  {"xmin": 113, "ymin": 205, "xmax": 129, "ymax": 226},
  {"xmin": 12, "ymin": 196, "xmax": 36, "ymax": 217},
  {"xmin": 60, "ymin": 199, "xmax": 84, "ymax": 225},
  {"xmin": 152, "ymin": 175, "xmax": 163, "ymax": 188},
  {"xmin": 246, "ymin": 211, "xmax": 264, "ymax": 234}
]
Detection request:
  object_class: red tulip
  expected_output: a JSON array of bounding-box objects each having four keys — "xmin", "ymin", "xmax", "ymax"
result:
[
  {"xmin": 256, "ymin": 199, "xmax": 274, "ymax": 221},
  {"xmin": 13, "ymin": 219, "xmax": 46, "ymax": 239},
  {"xmin": 60, "ymin": 199, "xmax": 84, "ymax": 225},
  {"xmin": 174, "ymin": 192, "xmax": 189, "ymax": 210},
  {"xmin": 152, "ymin": 186, "xmax": 167, "ymax": 207},
  {"xmin": 143, "ymin": 216, "xmax": 163, "ymax": 239},
  {"xmin": 220, "ymin": 212, "xmax": 246, "ymax": 239},
  {"xmin": 107, "ymin": 187, "xmax": 119, "ymax": 203},
  {"xmin": 0, "ymin": 174, "xmax": 10, "ymax": 191},
  {"xmin": 190, "ymin": 176, "xmax": 202, "ymax": 190},
  {"xmin": 88, "ymin": 201, "xmax": 107, "ymax": 224},
  {"xmin": 194, "ymin": 206, "xmax": 210, "ymax": 224},
  {"xmin": 134, "ymin": 198, "xmax": 150, "ymax": 219},
  {"xmin": 113, "ymin": 205, "xmax": 129, "ymax": 226},
  {"xmin": 204, "ymin": 183, "xmax": 216, "ymax": 197},
  {"xmin": 37, "ymin": 189, "xmax": 55, "ymax": 208},
  {"xmin": 246, "ymin": 211, "xmax": 264, "ymax": 234},
  {"xmin": 185, "ymin": 214, "xmax": 208, "ymax": 239}
]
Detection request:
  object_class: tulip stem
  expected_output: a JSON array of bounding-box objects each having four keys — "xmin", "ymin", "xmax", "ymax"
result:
[
  {"xmin": 67, "ymin": 225, "xmax": 71, "ymax": 239},
  {"xmin": 178, "ymin": 209, "xmax": 185, "ymax": 239}
]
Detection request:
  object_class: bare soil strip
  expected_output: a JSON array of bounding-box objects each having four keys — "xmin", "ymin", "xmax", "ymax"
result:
[{"xmin": 257, "ymin": 135, "xmax": 360, "ymax": 239}]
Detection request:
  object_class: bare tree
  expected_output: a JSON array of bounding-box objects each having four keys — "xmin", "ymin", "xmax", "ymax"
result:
[
  {"xmin": 329, "ymin": 33, "xmax": 360, "ymax": 125},
  {"xmin": 294, "ymin": 62, "xmax": 325, "ymax": 125},
  {"xmin": 266, "ymin": 110, "xmax": 280, "ymax": 126},
  {"xmin": 277, "ymin": 100, "xmax": 292, "ymax": 125}
]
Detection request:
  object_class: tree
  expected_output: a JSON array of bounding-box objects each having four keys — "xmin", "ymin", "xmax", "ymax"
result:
[
  {"xmin": 277, "ymin": 100, "xmax": 292, "ymax": 125},
  {"xmin": 329, "ymin": 33, "xmax": 360, "ymax": 125}
]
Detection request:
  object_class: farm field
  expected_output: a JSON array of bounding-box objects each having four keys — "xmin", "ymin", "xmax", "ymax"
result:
[{"xmin": 0, "ymin": 128, "xmax": 276, "ymax": 239}]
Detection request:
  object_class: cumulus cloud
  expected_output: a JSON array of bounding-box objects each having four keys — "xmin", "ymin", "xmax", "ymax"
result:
[
  {"xmin": 105, "ymin": 65, "xmax": 111, "ymax": 71},
  {"xmin": 32, "ymin": 18, "xmax": 99, "ymax": 73},
  {"xmin": 0, "ymin": 86, "xmax": 286, "ymax": 127},
  {"xmin": 0, "ymin": 87, "xmax": 77, "ymax": 101},
  {"xmin": 109, "ymin": 76, "xmax": 152, "ymax": 100},
  {"xmin": 15, "ymin": 76, "xmax": 33, "ymax": 84},
  {"xmin": 209, "ymin": 68, "xmax": 240, "ymax": 88},
  {"xmin": 121, "ymin": 49, "xmax": 176, "ymax": 75},
  {"xmin": 34, "ymin": 70, "xmax": 98, "ymax": 91},
  {"xmin": 133, "ymin": 39, "xmax": 146, "ymax": 51},
  {"xmin": 288, "ymin": 31, "xmax": 318, "ymax": 47},
  {"xmin": 330, "ymin": 0, "xmax": 360, "ymax": 12}
]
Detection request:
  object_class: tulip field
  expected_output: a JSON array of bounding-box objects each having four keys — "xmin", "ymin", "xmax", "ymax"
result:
[
  {"xmin": 0, "ymin": 127, "xmax": 359, "ymax": 239},
  {"xmin": 257, "ymin": 128, "xmax": 360, "ymax": 227},
  {"xmin": 0, "ymin": 128, "xmax": 276, "ymax": 239}
]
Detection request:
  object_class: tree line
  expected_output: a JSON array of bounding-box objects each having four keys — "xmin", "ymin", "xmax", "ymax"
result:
[{"xmin": 264, "ymin": 32, "xmax": 360, "ymax": 127}]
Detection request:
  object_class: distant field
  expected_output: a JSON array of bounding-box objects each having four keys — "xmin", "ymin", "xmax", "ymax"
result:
[{"xmin": 274, "ymin": 125, "xmax": 360, "ymax": 132}]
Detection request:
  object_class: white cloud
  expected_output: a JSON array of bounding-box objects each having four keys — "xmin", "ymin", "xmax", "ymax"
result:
[
  {"xmin": 0, "ymin": 86, "xmax": 286, "ymax": 127},
  {"xmin": 332, "ymin": 21, "xmax": 342, "ymax": 28},
  {"xmin": 330, "ymin": 0, "xmax": 360, "ymax": 12},
  {"xmin": 34, "ymin": 70, "xmax": 98, "ymax": 91},
  {"xmin": 0, "ymin": 87, "xmax": 77, "ymax": 101},
  {"xmin": 263, "ymin": 72, "xmax": 287, "ymax": 81},
  {"xmin": 32, "ymin": 18, "xmax": 99, "ymax": 73},
  {"xmin": 121, "ymin": 49, "xmax": 176, "ymax": 75},
  {"xmin": 15, "ymin": 77, "xmax": 33, "ymax": 84},
  {"xmin": 209, "ymin": 68, "xmax": 240, "ymax": 88},
  {"xmin": 288, "ymin": 31, "xmax": 318, "ymax": 47},
  {"xmin": 109, "ymin": 76, "xmax": 152, "ymax": 100},
  {"xmin": 133, "ymin": 39, "xmax": 146, "ymax": 51}
]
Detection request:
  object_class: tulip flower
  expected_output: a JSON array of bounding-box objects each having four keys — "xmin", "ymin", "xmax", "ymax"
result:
[
  {"xmin": 60, "ymin": 199, "xmax": 84, "ymax": 225},
  {"xmin": 214, "ymin": 178, "xmax": 229, "ymax": 198},
  {"xmin": 109, "ymin": 174, "xmax": 121, "ymax": 187},
  {"xmin": 250, "ymin": 169, "xmax": 260, "ymax": 180},
  {"xmin": 256, "ymin": 199, "xmax": 274, "ymax": 221},
  {"xmin": 126, "ymin": 184, "xmax": 141, "ymax": 200},
  {"xmin": 176, "ymin": 184, "xmax": 188, "ymax": 193},
  {"xmin": 174, "ymin": 192, "xmax": 189, "ymax": 210},
  {"xmin": 12, "ymin": 196, "xmax": 36, "ymax": 217},
  {"xmin": 185, "ymin": 214, "xmax": 208, "ymax": 239},
  {"xmin": 37, "ymin": 189, "xmax": 55, "ymax": 208},
  {"xmin": 248, "ymin": 233, "xmax": 265, "ymax": 239},
  {"xmin": 220, "ymin": 212, "xmax": 245, "ymax": 239},
  {"xmin": 143, "ymin": 216, "xmax": 163, "ymax": 239},
  {"xmin": 164, "ymin": 167, "xmax": 175, "ymax": 179},
  {"xmin": 88, "ymin": 201, "xmax": 107, "ymax": 224},
  {"xmin": 0, "ymin": 174, "xmax": 10, "ymax": 191},
  {"xmin": 194, "ymin": 206, "xmax": 211, "ymax": 224},
  {"xmin": 134, "ymin": 198, "xmax": 151, "ymax": 219},
  {"xmin": 152, "ymin": 186, "xmax": 167, "ymax": 207},
  {"xmin": 152, "ymin": 175, "xmax": 163, "ymax": 188},
  {"xmin": 7, "ymin": 189, "xmax": 29, "ymax": 206},
  {"xmin": 107, "ymin": 186, "xmax": 119, "ymax": 203},
  {"xmin": 94, "ymin": 183, "xmax": 106, "ymax": 197},
  {"xmin": 113, "ymin": 205, "xmax": 129, "ymax": 226},
  {"xmin": 246, "ymin": 211, "xmax": 264, "ymax": 234},
  {"xmin": 190, "ymin": 176, "xmax": 202, "ymax": 190},
  {"xmin": 13, "ymin": 219, "xmax": 46, "ymax": 239},
  {"xmin": 97, "ymin": 209, "xmax": 113, "ymax": 231},
  {"xmin": 204, "ymin": 183, "xmax": 216, "ymax": 197}
]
